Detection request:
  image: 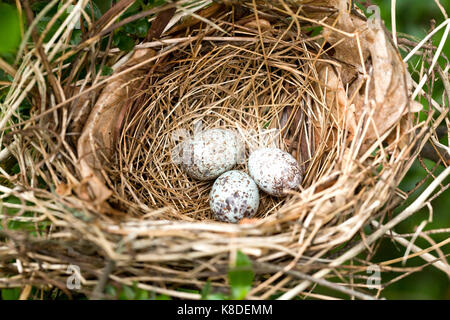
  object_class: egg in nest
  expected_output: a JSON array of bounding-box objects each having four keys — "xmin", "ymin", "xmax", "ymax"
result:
[
  {"xmin": 248, "ymin": 147, "xmax": 302, "ymax": 197},
  {"xmin": 180, "ymin": 128, "xmax": 243, "ymax": 181},
  {"xmin": 209, "ymin": 170, "xmax": 259, "ymax": 223}
]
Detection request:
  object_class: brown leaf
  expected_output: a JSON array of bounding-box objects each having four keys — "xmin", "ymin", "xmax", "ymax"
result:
[
  {"xmin": 67, "ymin": 86, "xmax": 96, "ymax": 146},
  {"xmin": 55, "ymin": 183, "xmax": 72, "ymax": 196},
  {"xmin": 77, "ymin": 49, "xmax": 156, "ymax": 203},
  {"xmin": 146, "ymin": 7, "xmax": 177, "ymax": 41},
  {"xmin": 317, "ymin": 0, "xmax": 412, "ymax": 150},
  {"xmin": 165, "ymin": 3, "xmax": 224, "ymax": 36},
  {"xmin": 244, "ymin": 19, "xmax": 272, "ymax": 33}
]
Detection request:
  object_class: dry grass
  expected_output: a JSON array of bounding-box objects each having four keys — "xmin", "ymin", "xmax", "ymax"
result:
[
  {"xmin": 110, "ymin": 21, "xmax": 332, "ymax": 220},
  {"xmin": 0, "ymin": 0, "xmax": 448, "ymax": 300}
]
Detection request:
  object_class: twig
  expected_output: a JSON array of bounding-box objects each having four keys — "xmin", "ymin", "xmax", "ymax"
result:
[
  {"xmin": 372, "ymin": 221, "xmax": 450, "ymax": 277},
  {"xmin": 0, "ymin": 58, "xmax": 16, "ymax": 78},
  {"xmin": 146, "ymin": 5, "xmax": 177, "ymax": 41},
  {"xmin": 90, "ymin": 259, "xmax": 116, "ymax": 300},
  {"xmin": 22, "ymin": 0, "xmax": 65, "ymax": 104},
  {"xmin": 19, "ymin": 284, "xmax": 32, "ymax": 300},
  {"xmin": 89, "ymin": 0, "xmax": 135, "ymax": 36},
  {"xmin": 255, "ymin": 261, "xmax": 379, "ymax": 300},
  {"xmin": 108, "ymin": 274, "xmax": 202, "ymax": 300},
  {"xmin": 419, "ymin": 141, "xmax": 450, "ymax": 165},
  {"xmin": 279, "ymin": 165, "xmax": 450, "ymax": 300},
  {"xmin": 99, "ymin": 3, "xmax": 177, "ymax": 39},
  {"xmin": 397, "ymin": 37, "xmax": 436, "ymax": 50},
  {"xmin": 394, "ymin": 228, "xmax": 450, "ymax": 237}
]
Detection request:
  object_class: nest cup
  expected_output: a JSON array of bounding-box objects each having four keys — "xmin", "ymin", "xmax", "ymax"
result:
[
  {"xmin": 1, "ymin": 0, "xmax": 447, "ymax": 299},
  {"xmin": 90, "ymin": 0, "xmax": 412, "ymax": 228},
  {"xmin": 109, "ymin": 13, "xmax": 329, "ymax": 220}
]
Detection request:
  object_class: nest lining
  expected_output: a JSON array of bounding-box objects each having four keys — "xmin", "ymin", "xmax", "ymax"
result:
[{"xmin": 104, "ymin": 9, "xmax": 339, "ymax": 221}]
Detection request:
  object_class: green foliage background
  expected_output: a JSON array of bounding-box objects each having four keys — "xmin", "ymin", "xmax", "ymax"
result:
[
  {"xmin": 0, "ymin": 0, "xmax": 449, "ymax": 299},
  {"xmin": 367, "ymin": 0, "xmax": 450, "ymax": 300}
]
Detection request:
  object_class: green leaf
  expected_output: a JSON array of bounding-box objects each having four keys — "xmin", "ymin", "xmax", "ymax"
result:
[
  {"xmin": 101, "ymin": 66, "xmax": 113, "ymax": 76},
  {"xmin": 147, "ymin": 0, "xmax": 167, "ymax": 9},
  {"xmin": 0, "ymin": 53, "xmax": 15, "ymax": 66},
  {"xmin": 94, "ymin": 0, "xmax": 113, "ymax": 14},
  {"xmin": 36, "ymin": 16, "xmax": 62, "ymax": 43},
  {"xmin": 135, "ymin": 19, "xmax": 149, "ymax": 38},
  {"xmin": 123, "ymin": 1, "xmax": 142, "ymax": 16},
  {"xmin": 130, "ymin": 282, "xmax": 149, "ymax": 300},
  {"xmin": 123, "ymin": 18, "xmax": 149, "ymax": 38},
  {"xmin": 32, "ymin": 1, "xmax": 54, "ymax": 13},
  {"xmin": 201, "ymin": 281, "xmax": 212, "ymax": 300},
  {"xmin": 58, "ymin": 2, "xmax": 101, "ymax": 28},
  {"xmin": 228, "ymin": 251, "xmax": 254, "ymax": 300},
  {"xmin": 207, "ymin": 293, "xmax": 227, "ymax": 300},
  {"xmin": 119, "ymin": 285, "xmax": 135, "ymax": 300},
  {"xmin": 86, "ymin": 2, "xmax": 102, "ymax": 21},
  {"xmin": 70, "ymin": 30, "xmax": 82, "ymax": 46},
  {"xmin": 105, "ymin": 284, "xmax": 117, "ymax": 298},
  {"xmin": 57, "ymin": 3, "xmax": 75, "ymax": 22},
  {"xmin": 176, "ymin": 288, "xmax": 200, "ymax": 294},
  {"xmin": 135, "ymin": 288, "xmax": 149, "ymax": 300},
  {"xmin": 123, "ymin": 22, "xmax": 136, "ymax": 35},
  {"xmin": 113, "ymin": 33, "xmax": 135, "ymax": 52},
  {"xmin": 155, "ymin": 294, "xmax": 171, "ymax": 300},
  {"xmin": 0, "ymin": 3, "xmax": 21, "ymax": 53},
  {"xmin": 1, "ymin": 288, "xmax": 21, "ymax": 300}
]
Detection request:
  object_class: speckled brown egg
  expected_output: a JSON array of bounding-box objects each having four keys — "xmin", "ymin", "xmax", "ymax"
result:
[
  {"xmin": 210, "ymin": 170, "xmax": 259, "ymax": 223},
  {"xmin": 181, "ymin": 128, "xmax": 242, "ymax": 181},
  {"xmin": 248, "ymin": 147, "xmax": 302, "ymax": 197}
]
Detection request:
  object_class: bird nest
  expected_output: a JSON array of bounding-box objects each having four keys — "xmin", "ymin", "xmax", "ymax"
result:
[{"xmin": 1, "ymin": 0, "xmax": 449, "ymax": 300}]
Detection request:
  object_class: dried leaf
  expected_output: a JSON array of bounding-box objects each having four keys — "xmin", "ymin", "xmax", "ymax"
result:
[
  {"xmin": 77, "ymin": 48, "xmax": 155, "ymax": 204},
  {"xmin": 316, "ymin": 0, "xmax": 412, "ymax": 150},
  {"xmin": 244, "ymin": 19, "xmax": 272, "ymax": 32},
  {"xmin": 55, "ymin": 182, "xmax": 71, "ymax": 196},
  {"xmin": 67, "ymin": 86, "xmax": 96, "ymax": 145}
]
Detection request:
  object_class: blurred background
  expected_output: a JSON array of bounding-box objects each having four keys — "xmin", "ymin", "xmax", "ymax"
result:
[{"xmin": 366, "ymin": 0, "xmax": 450, "ymax": 300}]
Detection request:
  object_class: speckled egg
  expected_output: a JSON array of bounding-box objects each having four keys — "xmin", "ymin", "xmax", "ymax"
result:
[
  {"xmin": 248, "ymin": 147, "xmax": 302, "ymax": 197},
  {"xmin": 210, "ymin": 170, "xmax": 259, "ymax": 223},
  {"xmin": 181, "ymin": 128, "xmax": 242, "ymax": 181}
]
